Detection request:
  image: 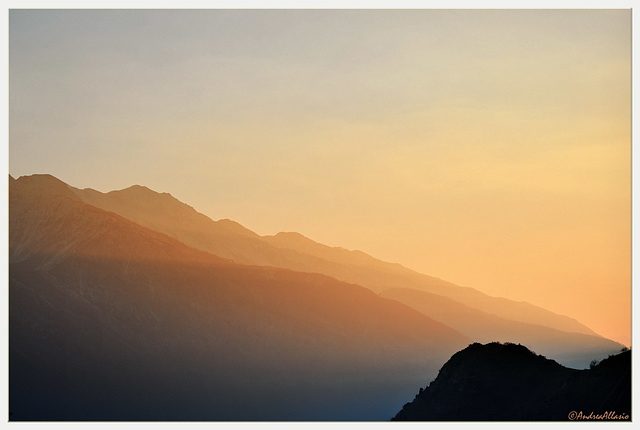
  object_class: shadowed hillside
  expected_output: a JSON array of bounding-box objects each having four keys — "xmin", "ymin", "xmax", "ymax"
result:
[
  {"xmin": 392, "ymin": 342, "xmax": 631, "ymax": 421},
  {"xmin": 9, "ymin": 174, "xmax": 468, "ymax": 421}
]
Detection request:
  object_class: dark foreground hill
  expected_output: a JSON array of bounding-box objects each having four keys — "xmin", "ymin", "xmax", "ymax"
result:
[
  {"xmin": 392, "ymin": 342, "xmax": 631, "ymax": 421},
  {"xmin": 9, "ymin": 174, "xmax": 468, "ymax": 421}
]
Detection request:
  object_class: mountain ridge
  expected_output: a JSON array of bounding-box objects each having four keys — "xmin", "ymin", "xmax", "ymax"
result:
[
  {"xmin": 10, "ymin": 172, "xmax": 469, "ymax": 420},
  {"xmin": 392, "ymin": 342, "xmax": 631, "ymax": 421},
  {"xmin": 62, "ymin": 174, "xmax": 601, "ymax": 339},
  {"xmin": 12, "ymin": 174, "xmax": 625, "ymax": 371},
  {"xmin": 381, "ymin": 287, "xmax": 622, "ymax": 368},
  {"xmin": 262, "ymin": 230, "xmax": 606, "ymax": 340}
]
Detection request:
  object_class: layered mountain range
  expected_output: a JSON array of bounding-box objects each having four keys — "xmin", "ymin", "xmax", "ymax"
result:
[
  {"xmin": 69, "ymin": 175, "xmax": 621, "ymax": 367},
  {"xmin": 9, "ymin": 174, "xmax": 625, "ymax": 420}
]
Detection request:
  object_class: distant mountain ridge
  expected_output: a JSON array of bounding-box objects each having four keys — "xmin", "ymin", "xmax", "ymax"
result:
[
  {"xmin": 392, "ymin": 342, "xmax": 631, "ymax": 421},
  {"xmin": 63, "ymin": 174, "xmax": 623, "ymax": 368},
  {"xmin": 70, "ymin": 179, "xmax": 591, "ymax": 331},
  {"xmin": 381, "ymin": 287, "xmax": 621, "ymax": 368}
]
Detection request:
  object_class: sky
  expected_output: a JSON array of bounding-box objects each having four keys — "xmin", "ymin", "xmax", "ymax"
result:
[{"xmin": 8, "ymin": 8, "xmax": 632, "ymax": 346}]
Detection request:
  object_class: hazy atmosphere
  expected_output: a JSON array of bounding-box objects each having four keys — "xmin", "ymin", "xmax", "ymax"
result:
[{"xmin": 9, "ymin": 9, "xmax": 631, "ymax": 345}]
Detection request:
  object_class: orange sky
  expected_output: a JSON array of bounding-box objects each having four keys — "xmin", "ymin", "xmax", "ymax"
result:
[{"xmin": 8, "ymin": 9, "xmax": 632, "ymax": 346}]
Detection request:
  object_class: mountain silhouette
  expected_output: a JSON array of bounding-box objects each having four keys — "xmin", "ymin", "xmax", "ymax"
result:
[
  {"xmin": 392, "ymin": 342, "xmax": 631, "ymax": 421},
  {"xmin": 69, "ymin": 176, "xmax": 622, "ymax": 368},
  {"xmin": 9, "ymin": 174, "xmax": 468, "ymax": 420}
]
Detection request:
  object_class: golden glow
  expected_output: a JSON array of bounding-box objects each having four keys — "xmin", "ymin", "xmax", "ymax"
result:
[{"xmin": 9, "ymin": 10, "xmax": 631, "ymax": 346}]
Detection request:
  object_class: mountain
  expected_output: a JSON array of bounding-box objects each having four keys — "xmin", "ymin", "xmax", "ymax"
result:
[
  {"xmin": 392, "ymin": 342, "xmax": 631, "ymax": 421},
  {"xmin": 9, "ymin": 174, "xmax": 468, "ymax": 420},
  {"xmin": 381, "ymin": 288, "xmax": 623, "ymax": 369},
  {"xmin": 9, "ymin": 174, "xmax": 231, "ymax": 268},
  {"xmin": 71, "ymin": 183, "xmax": 594, "ymax": 335},
  {"xmin": 262, "ymin": 233, "xmax": 599, "ymax": 337},
  {"xmin": 260, "ymin": 232, "xmax": 619, "ymax": 345},
  {"xmin": 72, "ymin": 184, "xmax": 293, "ymax": 266},
  {"xmin": 69, "ymin": 177, "xmax": 623, "ymax": 367}
]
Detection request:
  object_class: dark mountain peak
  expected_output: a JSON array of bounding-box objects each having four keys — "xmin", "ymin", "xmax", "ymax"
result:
[
  {"xmin": 588, "ymin": 348, "xmax": 631, "ymax": 375},
  {"xmin": 392, "ymin": 342, "xmax": 631, "ymax": 421},
  {"xmin": 449, "ymin": 341, "xmax": 557, "ymax": 366},
  {"xmin": 422, "ymin": 342, "xmax": 564, "ymax": 401}
]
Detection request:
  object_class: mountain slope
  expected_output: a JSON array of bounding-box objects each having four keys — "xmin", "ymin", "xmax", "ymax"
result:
[
  {"xmin": 260, "ymin": 232, "xmax": 602, "ymax": 339},
  {"xmin": 10, "ymin": 174, "xmax": 468, "ymax": 421},
  {"xmin": 70, "ymin": 180, "xmax": 597, "ymax": 339},
  {"xmin": 72, "ymin": 185, "xmax": 299, "ymax": 266},
  {"xmin": 381, "ymin": 287, "xmax": 624, "ymax": 369},
  {"xmin": 392, "ymin": 342, "xmax": 631, "ymax": 421},
  {"xmin": 10, "ymin": 174, "xmax": 232, "ymax": 267}
]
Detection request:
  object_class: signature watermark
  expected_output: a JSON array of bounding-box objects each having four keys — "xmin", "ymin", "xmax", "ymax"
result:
[{"xmin": 568, "ymin": 411, "xmax": 629, "ymax": 420}]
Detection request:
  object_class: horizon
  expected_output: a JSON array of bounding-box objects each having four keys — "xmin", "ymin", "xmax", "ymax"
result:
[{"xmin": 8, "ymin": 9, "xmax": 631, "ymax": 346}]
